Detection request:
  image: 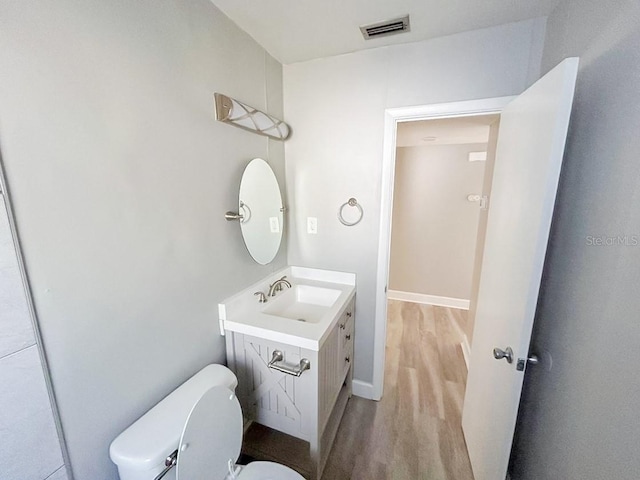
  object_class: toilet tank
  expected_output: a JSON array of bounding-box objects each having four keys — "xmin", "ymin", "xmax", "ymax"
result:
[{"xmin": 109, "ymin": 364, "xmax": 238, "ymax": 480}]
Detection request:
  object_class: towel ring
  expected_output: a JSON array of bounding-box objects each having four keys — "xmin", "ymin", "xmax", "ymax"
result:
[{"xmin": 338, "ymin": 198, "xmax": 363, "ymax": 226}]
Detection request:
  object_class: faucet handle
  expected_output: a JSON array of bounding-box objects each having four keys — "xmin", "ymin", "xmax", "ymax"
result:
[{"xmin": 254, "ymin": 291, "xmax": 267, "ymax": 303}]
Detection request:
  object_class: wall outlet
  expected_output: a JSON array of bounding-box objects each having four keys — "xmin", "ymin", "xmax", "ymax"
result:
[{"xmin": 307, "ymin": 217, "xmax": 318, "ymax": 234}]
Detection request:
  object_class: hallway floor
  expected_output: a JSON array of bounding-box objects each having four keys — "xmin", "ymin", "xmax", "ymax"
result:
[{"xmin": 242, "ymin": 300, "xmax": 475, "ymax": 480}]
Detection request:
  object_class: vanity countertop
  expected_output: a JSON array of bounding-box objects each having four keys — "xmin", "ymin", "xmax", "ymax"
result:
[{"xmin": 218, "ymin": 266, "xmax": 356, "ymax": 351}]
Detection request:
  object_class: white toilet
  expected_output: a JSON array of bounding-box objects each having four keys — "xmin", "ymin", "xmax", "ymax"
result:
[{"xmin": 109, "ymin": 364, "xmax": 305, "ymax": 480}]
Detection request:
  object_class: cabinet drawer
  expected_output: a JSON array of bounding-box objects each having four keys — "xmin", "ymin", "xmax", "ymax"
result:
[
  {"xmin": 339, "ymin": 299, "xmax": 355, "ymax": 379},
  {"xmin": 340, "ymin": 323, "xmax": 353, "ymax": 354},
  {"xmin": 338, "ymin": 299, "xmax": 355, "ymax": 354},
  {"xmin": 341, "ymin": 342, "xmax": 353, "ymax": 379},
  {"xmin": 343, "ymin": 301, "xmax": 355, "ymax": 327}
]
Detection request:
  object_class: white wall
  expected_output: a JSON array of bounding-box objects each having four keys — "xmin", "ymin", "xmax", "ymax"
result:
[
  {"xmin": 284, "ymin": 18, "xmax": 546, "ymax": 387},
  {"xmin": 510, "ymin": 1, "xmax": 640, "ymax": 478},
  {"xmin": 0, "ymin": 1, "xmax": 285, "ymax": 479},
  {"xmin": 389, "ymin": 144, "xmax": 486, "ymax": 300}
]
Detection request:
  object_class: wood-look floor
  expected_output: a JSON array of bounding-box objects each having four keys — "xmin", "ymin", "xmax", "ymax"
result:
[{"xmin": 242, "ymin": 300, "xmax": 475, "ymax": 480}]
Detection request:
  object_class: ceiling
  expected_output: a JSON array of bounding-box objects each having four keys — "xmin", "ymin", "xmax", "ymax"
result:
[
  {"xmin": 396, "ymin": 114, "xmax": 499, "ymax": 147},
  {"xmin": 209, "ymin": 0, "xmax": 558, "ymax": 64}
]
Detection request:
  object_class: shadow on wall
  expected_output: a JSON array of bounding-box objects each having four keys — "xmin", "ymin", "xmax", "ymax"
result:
[{"xmin": 510, "ymin": 1, "xmax": 640, "ymax": 478}]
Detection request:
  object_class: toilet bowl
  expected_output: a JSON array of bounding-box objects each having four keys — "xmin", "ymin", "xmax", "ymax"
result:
[{"xmin": 109, "ymin": 364, "xmax": 304, "ymax": 480}]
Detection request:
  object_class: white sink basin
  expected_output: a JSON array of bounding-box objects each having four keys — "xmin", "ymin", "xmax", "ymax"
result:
[
  {"xmin": 219, "ymin": 266, "xmax": 356, "ymax": 351},
  {"xmin": 263, "ymin": 285, "xmax": 341, "ymax": 323}
]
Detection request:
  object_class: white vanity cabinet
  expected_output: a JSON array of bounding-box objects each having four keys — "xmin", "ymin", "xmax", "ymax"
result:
[{"xmin": 224, "ymin": 297, "xmax": 355, "ymax": 480}]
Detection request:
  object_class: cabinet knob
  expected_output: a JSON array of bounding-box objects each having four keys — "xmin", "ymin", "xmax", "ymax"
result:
[
  {"xmin": 345, "ymin": 334, "xmax": 351, "ymax": 340},
  {"xmin": 346, "ymin": 312, "xmax": 352, "ymax": 317},
  {"xmin": 339, "ymin": 323, "xmax": 345, "ymax": 329},
  {"xmin": 345, "ymin": 356, "xmax": 350, "ymax": 363}
]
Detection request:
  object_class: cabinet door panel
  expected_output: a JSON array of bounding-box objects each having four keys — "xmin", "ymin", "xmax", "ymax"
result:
[{"xmin": 238, "ymin": 335, "xmax": 305, "ymax": 437}]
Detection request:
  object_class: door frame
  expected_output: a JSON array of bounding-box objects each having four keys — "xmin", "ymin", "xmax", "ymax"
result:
[{"xmin": 371, "ymin": 96, "xmax": 516, "ymax": 401}]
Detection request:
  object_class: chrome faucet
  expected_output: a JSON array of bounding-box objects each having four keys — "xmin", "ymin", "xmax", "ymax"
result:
[{"xmin": 268, "ymin": 276, "xmax": 292, "ymax": 297}]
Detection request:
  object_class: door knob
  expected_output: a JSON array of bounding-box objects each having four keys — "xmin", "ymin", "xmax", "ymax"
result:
[{"xmin": 493, "ymin": 347, "xmax": 513, "ymax": 364}]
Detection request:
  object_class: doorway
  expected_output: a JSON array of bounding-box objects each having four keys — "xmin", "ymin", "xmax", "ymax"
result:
[
  {"xmin": 370, "ymin": 96, "xmax": 513, "ymax": 478},
  {"xmin": 383, "ymin": 111, "xmax": 502, "ymax": 479},
  {"xmin": 388, "ymin": 114, "xmax": 500, "ymax": 360},
  {"xmin": 372, "ymin": 97, "xmax": 514, "ymax": 401}
]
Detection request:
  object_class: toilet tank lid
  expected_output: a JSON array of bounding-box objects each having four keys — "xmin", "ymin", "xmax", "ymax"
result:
[{"xmin": 109, "ymin": 364, "xmax": 237, "ymax": 471}]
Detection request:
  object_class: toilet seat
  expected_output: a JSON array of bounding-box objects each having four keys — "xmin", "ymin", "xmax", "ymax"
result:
[
  {"xmin": 236, "ymin": 461, "xmax": 305, "ymax": 480},
  {"xmin": 176, "ymin": 386, "xmax": 304, "ymax": 480}
]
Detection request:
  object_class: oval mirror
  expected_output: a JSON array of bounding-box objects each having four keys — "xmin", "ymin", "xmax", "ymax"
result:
[{"xmin": 238, "ymin": 158, "xmax": 284, "ymax": 265}]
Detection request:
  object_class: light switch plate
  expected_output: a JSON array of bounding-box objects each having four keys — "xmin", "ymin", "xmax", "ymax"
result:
[
  {"xmin": 307, "ymin": 217, "xmax": 318, "ymax": 234},
  {"xmin": 269, "ymin": 217, "xmax": 280, "ymax": 233}
]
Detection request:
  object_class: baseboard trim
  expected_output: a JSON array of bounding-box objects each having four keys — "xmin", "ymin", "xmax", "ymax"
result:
[
  {"xmin": 444, "ymin": 305, "xmax": 471, "ymax": 371},
  {"xmin": 387, "ymin": 290, "xmax": 470, "ymax": 310},
  {"xmin": 352, "ymin": 379, "xmax": 375, "ymax": 400},
  {"xmin": 461, "ymin": 336, "xmax": 471, "ymax": 370}
]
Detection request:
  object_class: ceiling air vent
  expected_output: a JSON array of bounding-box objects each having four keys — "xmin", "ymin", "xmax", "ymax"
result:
[{"xmin": 360, "ymin": 15, "xmax": 410, "ymax": 40}]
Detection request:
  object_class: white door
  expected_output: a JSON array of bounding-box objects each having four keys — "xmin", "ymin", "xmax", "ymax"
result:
[{"xmin": 461, "ymin": 57, "xmax": 579, "ymax": 480}]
